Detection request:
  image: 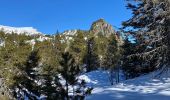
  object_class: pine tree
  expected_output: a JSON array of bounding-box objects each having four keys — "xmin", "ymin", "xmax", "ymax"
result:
[
  {"xmin": 95, "ymin": 33, "xmax": 110, "ymax": 68},
  {"xmin": 59, "ymin": 52, "xmax": 81, "ymax": 100},
  {"xmin": 122, "ymin": 38, "xmax": 156, "ymax": 79},
  {"xmin": 69, "ymin": 30, "xmax": 87, "ymax": 65},
  {"xmin": 122, "ymin": 0, "xmax": 170, "ymax": 74},
  {"xmin": 103, "ymin": 34, "xmax": 122, "ymax": 84},
  {"xmin": 15, "ymin": 50, "xmax": 41, "ymax": 99},
  {"xmin": 41, "ymin": 64, "xmax": 61, "ymax": 100},
  {"xmin": 84, "ymin": 37, "xmax": 100, "ymax": 72},
  {"xmin": 122, "ymin": 38, "xmax": 136, "ymax": 79},
  {"xmin": 59, "ymin": 52, "xmax": 92, "ymax": 100}
]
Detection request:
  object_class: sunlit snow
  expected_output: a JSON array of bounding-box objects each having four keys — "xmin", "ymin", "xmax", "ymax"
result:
[{"xmin": 79, "ymin": 70, "xmax": 170, "ymax": 100}]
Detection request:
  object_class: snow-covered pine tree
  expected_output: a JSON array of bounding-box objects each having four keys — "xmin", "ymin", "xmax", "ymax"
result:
[{"xmin": 122, "ymin": 0, "xmax": 170, "ymax": 73}]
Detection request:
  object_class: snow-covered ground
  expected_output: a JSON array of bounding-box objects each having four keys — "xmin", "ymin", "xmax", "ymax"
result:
[{"xmin": 79, "ymin": 70, "xmax": 170, "ymax": 100}]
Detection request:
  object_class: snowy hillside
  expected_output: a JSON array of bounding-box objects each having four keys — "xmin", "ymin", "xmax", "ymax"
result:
[
  {"xmin": 80, "ymin": 70, "xmax": 170, "ymax": 100},
  {"xmin": 0, "ymin": 25, "xmax": 41, "ymax": 35}
]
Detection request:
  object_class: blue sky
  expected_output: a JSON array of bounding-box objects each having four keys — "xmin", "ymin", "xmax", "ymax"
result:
[{"xmin": 0, "ymin": 0, "xmax": 132, "ymax": 34}]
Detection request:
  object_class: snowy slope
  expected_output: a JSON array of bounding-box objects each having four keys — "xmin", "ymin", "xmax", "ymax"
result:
[
  {"xmin": 80, "ymin": 70, "xmax": 170, "ymax": 100},
  {"xmin": 0, "ymin": 25, "xmax": 41, "ymax": 35}
]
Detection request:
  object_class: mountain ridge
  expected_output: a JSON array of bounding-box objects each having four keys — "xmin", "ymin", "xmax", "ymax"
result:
[{"xmin": 0, "ymin": 25, "xmax": 42, "ymax": 35}]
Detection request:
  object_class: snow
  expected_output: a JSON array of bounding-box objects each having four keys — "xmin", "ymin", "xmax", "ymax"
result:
[
  {"xmin": 36, "ymin": 36, "xmax": 51, "ymax": 42},
  {"xmin": 63, "ymin": 30, "xmax": 77, "ymax": 36},
  {"xmin": 0, "ymin": 25, "xmax": 41, "ymax": 35},
  {"xmin": 25, "ymin": 36, "xmax": 51, "ymax": 50},
  {"xmin": 79, "ymin": 69, "xmax": 170, "ymax": 100},
  {"xmin": 84, "ymin": 37, "xmax": 87, "ymax": 40},
  {"xmin": 0, "ymin": 39, "xmax": 5, "ymax": 47},
  {"xmin": 79, "ymin": 70, "xmax": 110, "ymax": 87}
]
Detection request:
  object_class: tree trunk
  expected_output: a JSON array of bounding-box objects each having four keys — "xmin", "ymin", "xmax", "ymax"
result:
[
  {"xmin": 66, "ymin": 80, "xmax": 69, "ymax": 100},
  {"xmin": 72, "ymin": 85, "xmax": 74, "ymax": 98},
  {"xmin": 109, "ymin": 69, "xmax": 114, "ymax": 85},
  {"xmin": 117, "ymin": 66, "xmax": 120, "ymax": 83}
]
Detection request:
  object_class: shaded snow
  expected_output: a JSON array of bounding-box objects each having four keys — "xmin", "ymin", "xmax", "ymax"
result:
[{"xmin": 79, "ymin": 69, "xmax": 170, "ymax": 100}]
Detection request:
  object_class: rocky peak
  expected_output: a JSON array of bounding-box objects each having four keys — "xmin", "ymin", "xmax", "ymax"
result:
[{"xmin": 90, "ymin": 18, "xmax": 115, "ymax": 36}]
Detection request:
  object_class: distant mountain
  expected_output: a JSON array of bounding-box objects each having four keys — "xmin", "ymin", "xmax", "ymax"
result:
[
  {"xmin": 0, "ymin": 25, "xmax": 42, "ymax": 35},
  {"xmin": 0, "ymin": 25, "xmax": 51, "ymax": 48},
  {"xmin": 0, "ymin": 19, "xmax": 123, "ymax": 45}
]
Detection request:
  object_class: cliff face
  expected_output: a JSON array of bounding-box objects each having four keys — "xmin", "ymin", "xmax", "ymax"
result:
[{"xmin": 90, "ymin": 19, "xmax": 116, "ymax": 36}]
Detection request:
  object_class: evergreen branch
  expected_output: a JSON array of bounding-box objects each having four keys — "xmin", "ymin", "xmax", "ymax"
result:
[{"xmin": 127, "ymin": 45, "xmax": 167, "ymax": 58}]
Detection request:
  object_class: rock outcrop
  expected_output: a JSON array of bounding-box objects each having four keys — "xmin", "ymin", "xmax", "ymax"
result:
[{"xmin": 90, "ymin": 19, "xmax": 116, "ymax": 36}]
